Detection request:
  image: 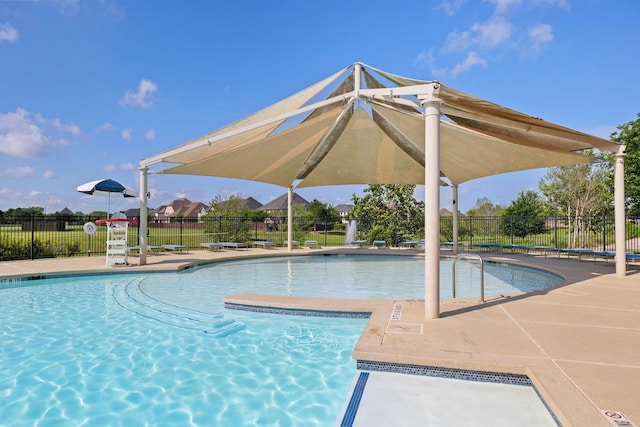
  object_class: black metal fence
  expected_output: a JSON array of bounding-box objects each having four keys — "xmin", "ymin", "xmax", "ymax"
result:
[{"xmin": 0, "ymin": 214, "xmax": 638, "ymax": 261}]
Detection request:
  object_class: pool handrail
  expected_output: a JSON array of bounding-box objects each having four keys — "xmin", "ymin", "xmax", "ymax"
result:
[{"xmin": 452, "ymin": 254, "xmax": 485, "ymax": 303}]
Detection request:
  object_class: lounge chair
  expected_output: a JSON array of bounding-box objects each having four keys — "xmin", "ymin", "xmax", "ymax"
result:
[
  {"xmin": 471, "ymin": 243, "xmax": 503, "ymax": 251},
  {"xmin": 221, "ymin": 242, "xmax": 248, "ymax": 250},
  {"xmin": 200, "ymin": 242, "xmax": 223, "ymax": 251},
  {"xmin": 283, "ymin": 240, "xmax": 300, "ymax": 248},
  {"xmin": 162, "ymin": 244, "xmax": 186, "ymax": 253},
  {"xmin": 565, "ymin": 248, "xmax": 596, "ymax": 261},
  {"xmin": 594, "ymin": 251, "xmax": 640, "ymax": 264},
  {"xmin": 253, "ymin": 241, "xmax": 275, "ymax": 249},
  {"xmin": 349, "ymin": 239, "xmax": 367, "ymax": 248},
  {"xmin": 305, "ymin": 240, "xmax": 319, "ymax": 248},
  {"xmin": 127, "ymin": 245, "xmax": 162, "ymax": 255},
  {"xmin": 372, "ymin": 240, "xmax": 386, "ymax": 248}
]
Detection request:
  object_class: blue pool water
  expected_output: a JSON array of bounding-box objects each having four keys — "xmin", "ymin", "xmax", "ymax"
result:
[{"xmin": 0, "ymin": 255, "xmax": 563, "ymax": 426}]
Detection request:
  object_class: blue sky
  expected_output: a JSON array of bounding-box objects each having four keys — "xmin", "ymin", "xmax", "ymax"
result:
[{"xmin": 1, "ymin": 0, "xmax": 638, "ymax": 215}]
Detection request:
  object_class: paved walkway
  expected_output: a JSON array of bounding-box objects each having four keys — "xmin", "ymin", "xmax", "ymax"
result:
[{"xmin": 1, "ymin": 248, "xmax": 639, "ymax": 426}]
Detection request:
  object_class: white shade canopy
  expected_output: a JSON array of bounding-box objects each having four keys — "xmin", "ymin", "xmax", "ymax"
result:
[
  {"xmin": 138, "ymin": 63, "xmax": 626, "ymax": 314},
  {"xmin": 142, "ymin": 62, "xmax": 619, "ymax": 188}
]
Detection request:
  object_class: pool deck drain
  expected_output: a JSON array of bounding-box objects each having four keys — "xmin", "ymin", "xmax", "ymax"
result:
[{"xmin": 1, "ymin": 247, "xmax": 639, "ymax": 426}]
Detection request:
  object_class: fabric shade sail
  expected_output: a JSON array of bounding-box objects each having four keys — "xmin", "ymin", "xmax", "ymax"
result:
[
  {"xmin": 138, "ymin": 62, "xmax": 627, "ymax": 313},
  {"xmin": 145, "ymin": 62, "xmax": 618, "ymax": 188}
]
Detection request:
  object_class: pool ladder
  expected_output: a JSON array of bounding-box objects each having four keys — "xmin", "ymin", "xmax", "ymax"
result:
[{"xmin": 452, "ymin": 254, "xmax": 485, "ymax": 302}]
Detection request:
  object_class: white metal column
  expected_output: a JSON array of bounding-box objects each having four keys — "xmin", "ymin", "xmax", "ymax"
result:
[
  {"xmin": 139, "ymin": 166, "xmax": 149, "ymax": 265},
  {"xmin": 614, "ymin": 145, "xmax": 626, "ymax": 276},
  {"xmin": 287, "ymin": 186, "xmax": 293, "ymax": 251},
  {"xmin": 452, "ymin": 184, "xmax": 459, "ymax": 255},
  {"xmin": 421, "ymin": 86, "xmax": 443, "ymax": 319}
]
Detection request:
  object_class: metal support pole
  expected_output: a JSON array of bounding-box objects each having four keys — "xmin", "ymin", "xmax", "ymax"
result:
[
  {"xmin": 614, "ymin": 145, "xmax": 626, "ymax": 276},
  {"xmin": 421, "ymin": 85, "xmax": 443, "ymax": 319},
  {"xmin": 452, "ymin": 184, "xmax": 459, "ymax": 255},
  {"xmin": 287, "ymin": 186, "xmax": 293, "ymax": 251},
  {"xmin": 139, "ymin": 166, "xmax": 149, "ymax": 265}
]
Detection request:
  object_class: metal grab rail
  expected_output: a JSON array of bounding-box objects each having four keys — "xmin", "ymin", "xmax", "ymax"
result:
[{"xmin": 452, "ymin": 254, "xmax": 485, "ymax": 302}]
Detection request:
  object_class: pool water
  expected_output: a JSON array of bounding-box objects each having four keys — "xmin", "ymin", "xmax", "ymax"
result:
[
  {"xmin": 0, "ymin": 275, "xmax": 367, "ymax": 426},
  {"xmin": 167, "ymin": 254, "xmax": 563, "ymax": 301},
  {"xmin": 0, "ymin": 255, "xmax": 562, "ymax": 426}
]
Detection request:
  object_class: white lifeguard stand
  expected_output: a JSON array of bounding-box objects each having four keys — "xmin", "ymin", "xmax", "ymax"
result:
[{"xmin": 96, "ymin": 214, "xmax": 137, "ymax": 267}]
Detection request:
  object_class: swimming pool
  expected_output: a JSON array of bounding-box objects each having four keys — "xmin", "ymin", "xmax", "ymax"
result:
[
  {"xmin": 0, "ymin": 255, "xmax": 562, "ymax": 426},
  {"xmin": 165, "ymin": 254, "xmax": 564, "ymax": 301}
]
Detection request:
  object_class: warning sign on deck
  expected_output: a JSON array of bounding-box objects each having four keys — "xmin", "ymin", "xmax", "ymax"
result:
[
  {"xmin": 601, "ymin": 410, "xmax": 636, "ymax": 427},
  {"xmin": 391, "ymin": 303, "xmax": 403, "ymax": 320}
]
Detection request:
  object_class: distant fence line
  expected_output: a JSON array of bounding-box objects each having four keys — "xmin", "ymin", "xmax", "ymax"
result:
[{"xmin": 0, "ymin": 214, "xmax": 638, "ymax": 261}]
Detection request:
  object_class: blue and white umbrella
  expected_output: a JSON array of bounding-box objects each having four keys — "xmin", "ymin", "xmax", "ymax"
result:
[{"xmin": 77, "ymin": 179, "xmax": 138, "ymax": 216}]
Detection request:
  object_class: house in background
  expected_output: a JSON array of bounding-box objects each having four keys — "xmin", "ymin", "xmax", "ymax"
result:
[
  {"xmin": 58, "ymin": 207, "xmax": 75, "ymax": 216},
  {"xmin": 213, "ymin": 196, "xmax": 263, "ymax": 212},
  {"xmin": 334, "ymin": 204, "xmax": 353, "ymax": 223},
  {"xmin": 260, "ymin": 193, "xmax": 309, "ymax": 217},
  {"xmin": 121, "ymin": 208, "xmax": 155, "ymax": 220},
  {"xmin": 152, "ymin": 198, "xmax": 209, "ymax": 223}
]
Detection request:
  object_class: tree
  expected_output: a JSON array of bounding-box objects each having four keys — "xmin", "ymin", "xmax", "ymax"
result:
[
  {"xmin": 465, "ymin": 197, "xmax": 502, "ymax": 216},
  {"xmin": 305, "ymin": 199, "xmax": 338, "ymax": 219},
  {"xmin": 611, "ymin": 113, "xmax": 640, "ymax": 215},
  {"xmin": 539, "ymin": 151, "xmax": 612, "ymax": 247},
  {"xmin": 349, "ymin": 184, "xmax": 424, "ymax": 245},
  {"xmin": 204, "ymin": 194, "xmax": 252, "ymax": 242},
  {"xmin": 501, "ymin": 190, "xmax": 546, "ymax": 237},
  {"xmin": 465, "ymin": 197, "xmax": 502, "ymax": 240}
]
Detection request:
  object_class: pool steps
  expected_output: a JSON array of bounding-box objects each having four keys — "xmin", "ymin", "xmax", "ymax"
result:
[{"xmin": 112, "ymin": 277, "xmax": 245, "ymax": 337}]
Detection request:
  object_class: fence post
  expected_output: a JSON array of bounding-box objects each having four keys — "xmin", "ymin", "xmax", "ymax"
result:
[
  {"xmin": 602, "ymin": 214, "xmax": 606, "ymax": 252},
  {"xmin": 30, "ymin": 214, "xmax": 35, "ymax": 260},
  {"xmin": 510, "ymin": 215, "xmax": 514, "ymax": 244},
  {"xmin": 179, "ymin": 217, "xmax": 183, "ymax": 246},
  {"xmin": 323, "ymin": 217, "xmax": 328, "ymax": 247}
]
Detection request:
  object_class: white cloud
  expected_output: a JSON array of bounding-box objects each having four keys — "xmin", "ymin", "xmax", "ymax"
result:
[
  {"xmin": 52, "ymin": 118, "xmax": 81, "ymax": 136},
  {"xmin": 103, "ymin": 164, "xmax": 116, "ymax": 172},
  {"xmin": 120, "ymin": 162, "xmax": 136, "ymax": 170},
  {"xmin": 414, "ymin": 49, "xmax": 449, "ymax": 78},
  {"xmin": 445, "ymin": 30, "xmax": 473, "ymax": 51},
  {"xmin": 0, "ymin": 166, "xmax": 34, "ymax": 178},
  {"xmin": 0, "ymin": 109, "xmax": 81, "ymax": 157},
  {"xmin": 528, "ymin": 23, "xmax": 553, "ymax": 51},
  {"xmin": 445, "ymin": 17, "xmax": 512, "ymax": 51},
  {"xmin": 472, "ymin": 17, "xmax": 513, "ymax": 48},
  {"xmin": 96, "ymin": 122, "xmax": 115, "ymax": 132},
  {"xmin": 452, "ymin": 52, "xmax": 487, "ymax": 75},
  {"xmin": 0, "ymin": 109, "xmax": 49, "ymax": 157},
  {"xmin": 0, "ymin": 23, "xmax": 19, "ymax": 43},
  {"xmin": 438, "ymin": 0, "xmax": 466, "ymax": 16},
  {"xmin": 486, "ymin": 0, "xmax": 523, "ymax": 15},
  {"xmin": 121, "ymin": 128, "xmax": 132, "ymax": 139},
  {"xmin": 120, "ymin": 79, "xmax": 158, "ymax": 108},
  {"xmin": 43, "ymin": 170, "xmax": 56, "ymax": 178},
  {"xmin": 144, "ymin": 129, "xmax": 155, "ymax": 140},
  {"xmin": 0, "ymin": 187, "xmax": 21, "ymax": 199},
  {"xmin": 533, "ymin": 0, "xmax": 569, "ymax": 9}
]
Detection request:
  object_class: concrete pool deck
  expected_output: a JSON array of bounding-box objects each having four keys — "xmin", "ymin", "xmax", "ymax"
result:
[{"xmin": 1, "ymin": 248, "xmax": 638, "ymax": 426}]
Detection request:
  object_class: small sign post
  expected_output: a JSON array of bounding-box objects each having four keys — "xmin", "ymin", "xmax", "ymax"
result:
[{"xmin": 83, "ymin": 221, "xmax": 97, "ymax": 257}]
